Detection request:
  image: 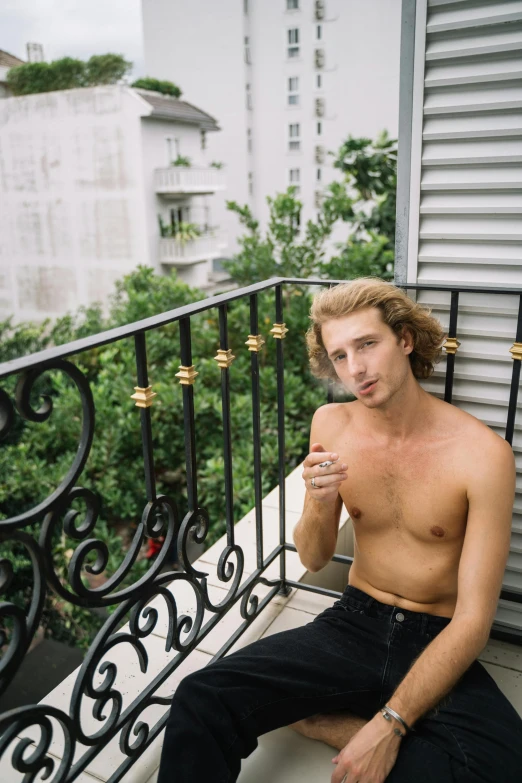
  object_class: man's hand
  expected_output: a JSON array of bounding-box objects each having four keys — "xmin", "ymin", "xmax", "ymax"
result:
[
  {"xmin": 302, "ymin": 442, "xmax": 347, "ymax": 504},
  {"xmin": 330, "ymin": 713, "xmax": 402, "ymax": 783}
]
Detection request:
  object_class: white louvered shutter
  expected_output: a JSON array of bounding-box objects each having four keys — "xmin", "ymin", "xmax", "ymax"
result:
[{"xmin": 401, "ymin": 0, "xmax": 522, "ymax": 635}]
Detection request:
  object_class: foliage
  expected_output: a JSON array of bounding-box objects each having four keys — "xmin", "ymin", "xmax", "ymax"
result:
[
  {"xmin": 131, "ymin": 77, "xmax": 182, "ymax": 98},
  {"xmin": 85, "ymin": 54, "xmax": 133, "ymax": 86},
  {"xmin": 210, "ymin": 161, "xmax": 224, "ymax": 169},
  {"xmin": 171, "ymin": 155, "xmax": 192, "ymax": 167},
  {"xmin": 331, "ymin": 130, "xmax": 397, "ymax": 247},
  {"xmin": 223, "ymin": 132, "xmax": 397, "ymax": 286},
  {"xmin": 0, "ymin": 132, "xmax": 396, "ymax": 651},
  {"xmin": 158, "ymin": 217, "xmax": 202, "ymax": 243},
  {"xmin": 7, "ymin": 54, "xmax": 132, "ymax": 96}
]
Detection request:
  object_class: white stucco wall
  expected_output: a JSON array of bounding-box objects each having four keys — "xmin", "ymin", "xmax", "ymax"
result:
[
  {"xmin": 0, "ymin": 86, "xmax": 224, "ymax": 324},
  {"xmin": 0, "ymin": 86, "xmax": 150, "ymax": 323}
]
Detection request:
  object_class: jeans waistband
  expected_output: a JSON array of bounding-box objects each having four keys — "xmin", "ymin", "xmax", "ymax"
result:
[{"xmin": 340, "ymin": 585, "xmax": 453, "ymax": 636}]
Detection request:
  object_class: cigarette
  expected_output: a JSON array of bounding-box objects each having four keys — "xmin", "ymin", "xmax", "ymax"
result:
[{"xmin": 318, "ymin": 459, "xmax": 338, "ymax": 468}]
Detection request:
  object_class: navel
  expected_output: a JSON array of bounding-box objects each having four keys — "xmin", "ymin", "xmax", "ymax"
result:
[
  {"xmin": 351, "ymin": 506, "xmax": 362, "ymax": 519},
  {"xmin": 430, "ymin": 526, "xmax": 445, "ymax": 538}
]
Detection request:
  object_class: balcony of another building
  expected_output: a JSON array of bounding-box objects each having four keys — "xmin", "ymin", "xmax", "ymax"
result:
[{"xmin": 155, "ymin": 166, "xmax": 226, "ymax": 198}]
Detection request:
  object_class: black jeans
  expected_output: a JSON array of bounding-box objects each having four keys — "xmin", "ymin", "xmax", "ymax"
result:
[{"xmin": 158, "ymin": 584, "xmax": 522, "ymax": 782}]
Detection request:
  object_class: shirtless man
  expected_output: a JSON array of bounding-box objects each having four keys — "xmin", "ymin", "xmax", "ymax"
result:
[{"xmin": 158, "ymin": 278, "xmax": 522, "ymax": 783}]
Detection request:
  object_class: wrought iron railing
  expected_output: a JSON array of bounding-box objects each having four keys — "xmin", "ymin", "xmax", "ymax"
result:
[{"xmin": 1, "ymin": 277, "xmax": 522, "ymax": 782}]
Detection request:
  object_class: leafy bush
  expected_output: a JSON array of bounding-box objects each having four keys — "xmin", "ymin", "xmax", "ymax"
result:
[
  {"xmin": 131, "ymin": 77, "xmax": 182, "ymax": 98},
  {"xmin": 6, "ymin": 54, "xmax": 132, "ymax": 96},
  {"xmin": 171, "ymin": 155, "xmax": 191, "ymax": 167}
]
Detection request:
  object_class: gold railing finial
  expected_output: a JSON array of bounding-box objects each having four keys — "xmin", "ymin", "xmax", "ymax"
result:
[
  {"xmin": 270, "ymin": 322, "xmax": 289, "ymax": 340},
  {"xmin": 510, "ymin": 342, "xmax": 522, "ymax": 361},
  {"xmin": 176, "ymin": 365, "xmax": 199, "ymax": 385},
  {"xmin": 245, "ymin": 334, "xmax": 265, "ymax": 352},
  {"xmin": 443, "ymin": 337, "xmax": 460, "ymax": 355},
  {"xmin": 214, "ymin": 348, "xmax": 235, "ymax": 369},
  {"xmin": 130, "ymin": 385, "xmax": 157, "ymax": 408}
]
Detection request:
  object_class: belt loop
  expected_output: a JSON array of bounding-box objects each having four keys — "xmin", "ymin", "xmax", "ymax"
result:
[{"xmin": 420, "ymin": 614, "xmax": 429, "ymax": 635}]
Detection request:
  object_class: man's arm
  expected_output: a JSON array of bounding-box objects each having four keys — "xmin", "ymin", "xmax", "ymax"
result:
[
  {"xmin": 293, "ymin": 405, "xmax": 346, "ymax": 572},
  {"xmin": 386, "ymin": 433, "xmax": 516, "ymax": 727}
]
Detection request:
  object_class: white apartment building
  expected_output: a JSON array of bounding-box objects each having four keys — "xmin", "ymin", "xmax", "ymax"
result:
[
  {"xmin": 0, "ymin": 85, "xmax": 227, "ymax": 323},
  {"xmin": 142, "ymin": 0, "xmax": 401, "ymax": 255}
]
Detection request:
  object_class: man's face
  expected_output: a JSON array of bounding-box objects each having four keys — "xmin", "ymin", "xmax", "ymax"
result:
[{"xmin": 321, "ymin": 307, "xmax": 414, "ymax": 408}]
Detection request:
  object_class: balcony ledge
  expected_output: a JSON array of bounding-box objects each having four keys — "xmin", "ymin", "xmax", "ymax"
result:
[
  {"xmin": 155, "ymin": 167, "xmax": 226, "ymax": 197},
  {"xmin": 159, "ymin": 235, "xmax": 222, "ymax": 266}
]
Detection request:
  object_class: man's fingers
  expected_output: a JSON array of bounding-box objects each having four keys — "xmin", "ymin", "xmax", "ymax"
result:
[
  {"xmin": 303, "ymin": 451, "xmax": 339, "ymax": 467},
  {"xmin": 310, "ymin": 442, "xmax": 326, "ymax": 452},
  {"xmin": 309, "ymin": 472, "xmax": 347, "ymax": 488}
]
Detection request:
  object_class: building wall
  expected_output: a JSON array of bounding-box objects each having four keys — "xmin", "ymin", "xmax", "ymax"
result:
[
  {"xmin": 142, "ymin": 0, "xmax": 250, "ymax": 256},
  {"xmin": 249, "ymin": 0, "xmax": 401, "ymax": 235},
  {"xmin": 141, "ymin": 0, "xmax": 400, "ymax": 253},
  {"xmin": 0, "ymin": 86, "xmax": 149, "ymax": 323}
]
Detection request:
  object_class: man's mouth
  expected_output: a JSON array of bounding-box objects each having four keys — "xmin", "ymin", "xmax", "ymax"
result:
[{"xmin": 359, "ymin": 380, "xmax": 378, "ymax": 394}]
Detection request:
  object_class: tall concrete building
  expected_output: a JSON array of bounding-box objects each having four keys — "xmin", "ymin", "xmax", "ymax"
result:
[{"xmin": 141, "ymin": 0, "xmax": 401, "ymax": 255}]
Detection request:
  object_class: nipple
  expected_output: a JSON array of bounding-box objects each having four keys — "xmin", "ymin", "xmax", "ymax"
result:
[
  {"xmin": 351, "ymin": 507, "xmax": 362, "ymax": 519},
  {"xmin": 430, "ymin": 526, "xmax": 445, "ymax": 538}
]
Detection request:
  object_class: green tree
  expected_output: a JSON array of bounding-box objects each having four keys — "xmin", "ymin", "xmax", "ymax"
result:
[
  {"xmin": 331, "ymin": 130, "xmax": 397, "ymax": 246},
  {"xmin": 85, "ymin": 54, "xmax": 132, "ymax": 86},
  {"xmin": 223, "ymin": 132, "xmax": 396, "ymax": 286},
  {"xmin": 131, "ymin": 77, "xmax": 182, "ymax": 98},
  {"xmin": 7, "ymin": 54, "xmax": 132, "ymax": 96}
]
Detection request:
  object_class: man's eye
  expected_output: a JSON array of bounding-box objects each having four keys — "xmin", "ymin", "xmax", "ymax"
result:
[
  {"xmin": 334, "ymin": 354, "xmax": 345, "ymax": 362},
  {"xmin": 361, "ymin": 341, "xmax": 374, "ymax": 348}
]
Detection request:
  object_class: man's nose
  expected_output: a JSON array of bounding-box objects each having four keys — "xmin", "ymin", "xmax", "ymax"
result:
[{"xmin": 347, "ymin": 352, "xmax": 365, "ymax": 377}]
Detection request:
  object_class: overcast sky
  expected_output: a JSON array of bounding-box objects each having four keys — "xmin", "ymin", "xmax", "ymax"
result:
[{"xmin": 1, "ymin": 0, "xmax": 145, "ymax": 79}]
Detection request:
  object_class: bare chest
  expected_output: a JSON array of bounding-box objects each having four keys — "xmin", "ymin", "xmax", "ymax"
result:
[{"xmin": 338, "ymin": 442, "xmax": 468, "ymax": 544}]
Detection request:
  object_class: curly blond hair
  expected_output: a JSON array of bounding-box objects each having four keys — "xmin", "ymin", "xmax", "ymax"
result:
[{"xmin": 306, "ymin": 277, "xmax": 446, "ymax": 381}]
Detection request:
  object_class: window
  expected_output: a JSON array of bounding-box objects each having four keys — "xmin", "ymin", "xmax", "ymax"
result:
[
  {"xmin": 246, "ymin": 82, "xmax": 252, "ymax": 110},
  {"xmin": 244, "ymin": 0, "xmax": 249, "ymax": 13},
  {"xmin": 289, "ymin": 168, "xmax": 300, "ymax": 183},
  {"xmin": 317, "ymin": 167, "xmax": 322, "ymax": 181},
  {"xmin": 289, "ymin": 123, "xmax": 300, "ymax": 151},
  {"xmin": 291, "ymin": 209, "xmax": 301, "ymax": 232},
  {"xmin": 317, "ymin": 121, "xmax": 322, "ymax": 135},
  {"xmin": 248, "ymin": 171, "xmax": 253, "ymax": 196},
  {"xmin": 244, "ymin": 36, "xmax": 251, "ymax": 64},
  {"xmin": 317, "ymin": 24, "xmax": 322, "ymax": 39},
  {"xmin": 316, "ymin": 74, "xmax": 322, "ymax": 88},
  {"xmin": 288, "ymin": 76, "xmax": 299, "ymax": 106},
  {"xmin": 288, "ymin": 27, "xmax": 299, "ymax": 58},
  {"xmin": 287, "ymin": 0, "xmax": 299, "ymax": 8},
  {"xmin": 200, "ymin": 130, "xmax": 207, "ymax": 150},
  {"xmin": 247, "ymin": 128, "xmax": 252, "ymax": 153}
]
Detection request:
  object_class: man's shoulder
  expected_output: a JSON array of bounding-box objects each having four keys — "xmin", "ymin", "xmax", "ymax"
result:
[
  {"xmin": 313, "ymin": 400, "xmax": 355, "ymax": 427},
  {"xmin": 434, "ymin": 398, "xmax": 513, "ymax": 462}
]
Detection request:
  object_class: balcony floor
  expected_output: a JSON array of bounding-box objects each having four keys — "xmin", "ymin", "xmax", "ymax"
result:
[{"xmin": 144, "ymin": 589, "xmax": 522, "ymax": 783}]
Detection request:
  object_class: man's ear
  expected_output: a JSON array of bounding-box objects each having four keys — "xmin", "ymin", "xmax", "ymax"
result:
[{"xmin": 401, "ymin": 327, "xmax": 414, "ymax": 356}]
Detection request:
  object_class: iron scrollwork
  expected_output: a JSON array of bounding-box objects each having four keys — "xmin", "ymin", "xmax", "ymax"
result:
[{"xmin": 0, "ymin": 353, "xmax": 283, "ymax": 783}]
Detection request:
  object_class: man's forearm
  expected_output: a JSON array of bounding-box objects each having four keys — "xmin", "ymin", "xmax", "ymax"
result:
[
  {"xmin": 293, "ymin": 493, "xmax": 340, "ymax": 572},
  {"xmin": 386, "ymin": 617, "xmax": 488, "ymax": 727}
]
